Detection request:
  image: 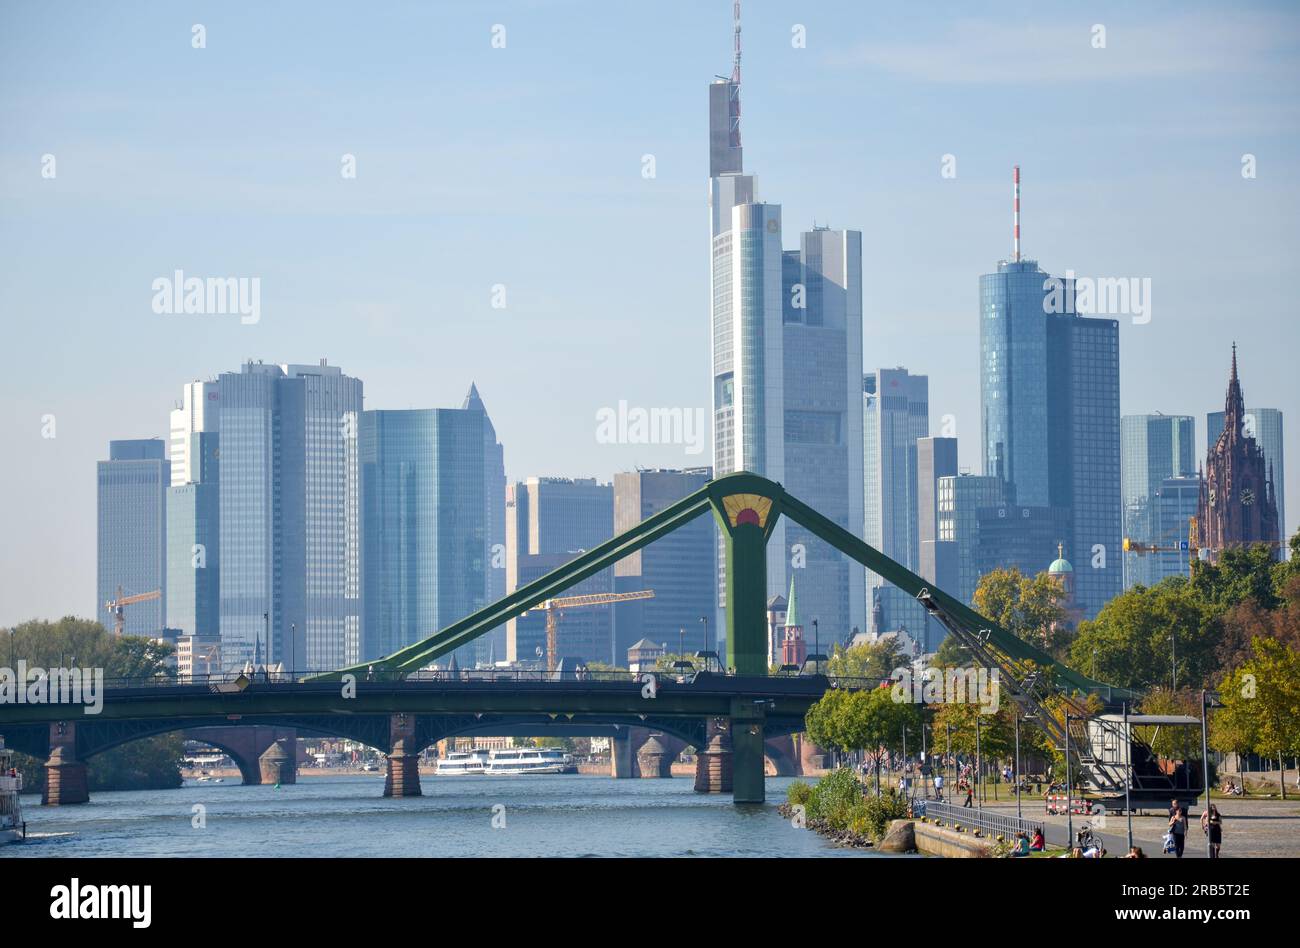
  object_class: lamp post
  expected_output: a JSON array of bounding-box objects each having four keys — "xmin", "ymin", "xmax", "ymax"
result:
[
  {"xmin": 1014, "ymin": 712, "xmax": 1022, "ymax": 821},
  {"xmin": 1170, "ymin": 632, "xmax": 1177, "ymax": 691},
  {"xmin": 902, "ymin": 724, "xmax": 909, "ymax": 801},
  {"xmin": 1201, "ymin": 689, "xmax": 1212, "ymax": 859},
  {"xmin": 975, "ymin": 713, "xmax": 983, "ymax": 813},
  {"xmin": 699, "ymin": 616, "xmax": 708, "ymax": 669},
  {"xmin": 261, "ymin": 611, "xmax": 269, "ymax": 672},
  {"xmin": 1065, "ymin": 712, "xmax": 1075, "ymax": 848},
  {"xmin": 290, "ymin": 622, "xmax": 296, "ymax": 681},
  {"xmin": 812, "ymin": 619, "xmax": 819, "ymax": 672},
  {"xmin": 946, "ymin": 724, "xmax": 953, "ymax": 804},
  {"xmin": 1123, "ymin": 701, "xmax": 1133, "ymax": 851}
]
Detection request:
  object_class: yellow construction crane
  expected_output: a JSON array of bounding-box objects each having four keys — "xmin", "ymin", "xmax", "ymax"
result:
[
  {"xmin": 528, "ymin": 589, "xmax": 654, "ymax": 670},
  {"xmin": 103, "ymin": 585, "xmax": 161, "ymax": 637}
]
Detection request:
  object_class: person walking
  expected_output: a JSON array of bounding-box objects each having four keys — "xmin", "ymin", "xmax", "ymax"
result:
[
  {"xmin": 1201, "ymin": 803, "xmax": 1223, "ymax": 858},
  {"xmin": 1167, "ymin": 798, "xmax": 1188, "ymax": 858},
  {"xmin": 934, "ymin": 773, "xmax": 944, "ymax": 801}
]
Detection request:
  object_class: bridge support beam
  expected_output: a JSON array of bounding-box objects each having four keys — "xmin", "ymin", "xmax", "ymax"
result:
[
  {"xmin": 722, "ymin": 519, "xmax": 769, "ymax": 675},
  {"xmin": 259, "ymin": 739, "xmax": 296, "ymax": 785},
  {"xmin": 383, "ymin": 713, "xmax": 422, "ymax": 797},
  {"xmin": 730, "ymin": 699, "xmax": 766, "ymax": 804},
  {"xmin": 610, "ymin": 730, "xmax": 634, "ymax": 779},
  {"xmin": 694, "ymin": 721, "xmax": 732, "ymax": 794}
]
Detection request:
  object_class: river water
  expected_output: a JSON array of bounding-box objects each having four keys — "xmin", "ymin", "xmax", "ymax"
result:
[{"xmin": 5, "ymin": 774, "xmax": 879, "ymax": 858}]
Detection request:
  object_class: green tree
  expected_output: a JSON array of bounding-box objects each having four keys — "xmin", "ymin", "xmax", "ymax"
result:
[
  {"xmin": 825, "ymin": 639, "xmax": 902, "ymax": 680},
  {"xmin": 1191, "ymin": 542, "xmax": 1282, "ymax": 613},
  {"xmin": 972, "ymin": 567, "xmax": 1069, "ymax": 658}
]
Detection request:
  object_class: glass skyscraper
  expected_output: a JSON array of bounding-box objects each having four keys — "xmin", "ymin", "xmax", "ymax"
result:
[
  {"xmin": 166, "ymin": 430, "xmax": 219, "ymax": 637},
  {"xmin": 979, "ymin": 259, "xmax": 1122, "ymax": 618},
  {"xmin": 361, "ymin": 398, "xmax": 500, "ymax": 667},
  {"xmin": 1121, "ymin": 414, "xmax": 1195, "ymax": 588},
  {"xmin": 97, "ymin": 439, "xmax": 169, "ymax": 636},
  {"xmin": 933, "ymin": 473, "xmax": 1007, "ymax": 608},
  {"xmin": 1207, "ymin": 406, "xmax": 1286, "ymax": 548},
  {"xmin": 708, "ymin": 62, "xmax": 865, "ymax": 643},
  {"xmin": 217, "ymin": 360, "xmax": 363, "ymax": 672},
  {"xmin": 863, "ymin": 368, "xmax": 928, "ymax": 639}
]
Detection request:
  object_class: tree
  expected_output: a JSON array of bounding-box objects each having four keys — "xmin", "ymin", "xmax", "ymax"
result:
[
  {"xmin": 1235, "ymin": 637, "xmax": 1300, "ymax": 800},
  {"xmin": 1136, "ymin": 687, "xmax": 1203, "ymax": 762},
  {"xmin": 1190, "ymin": 542, "xmax": 1281, "ymax": 613},
  {"xmin": 973, "ymin": 567, "xmax": 1069, "ymax": 658},
  {"xmin": 826, "ymin": 639, "xmax": 902, "ymax": 680}
]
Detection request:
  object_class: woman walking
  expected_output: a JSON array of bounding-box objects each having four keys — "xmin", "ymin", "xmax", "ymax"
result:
[{"xmin": 1201, "ymin": 803, "xmax": 1223, "ymax": 858}]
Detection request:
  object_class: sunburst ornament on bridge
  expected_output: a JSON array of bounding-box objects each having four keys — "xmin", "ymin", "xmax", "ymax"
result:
[{"xmin": 721, "ymin": 493, "xmax": 772, "ymax": 529}]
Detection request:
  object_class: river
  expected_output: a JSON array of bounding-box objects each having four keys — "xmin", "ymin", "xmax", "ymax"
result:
[{"xmin": 5, "ymin": 774, "xmax": 879, "ymax": 857}]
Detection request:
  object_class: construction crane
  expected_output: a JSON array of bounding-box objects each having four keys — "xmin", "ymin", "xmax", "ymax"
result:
[
  {"xmin": 528, "ymin": 590, "xmax": 654, "ymax": 671},
  {"xmin": 103, "ymin": 585, "xmax": 161, "ymax": 637}
]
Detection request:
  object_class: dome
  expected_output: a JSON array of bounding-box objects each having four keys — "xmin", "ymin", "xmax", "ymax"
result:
[{"xmin": 1048, "ymin": 542, "xmax": 1073, "ymax": 574}]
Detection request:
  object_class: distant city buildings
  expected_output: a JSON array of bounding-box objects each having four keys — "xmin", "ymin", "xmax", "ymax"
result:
[
  {"xmin": 216, "ymin": 360, "xmax": 363, "ymax": 671},
  {"xmin": 979, "ymin": 216, "xmax": 1121, "ymax": 618},
  {"xmin": 166, "ymin": 429, "xmax": 219, "ymax": 639},
  {"xmin": 360, "ymin": 389, "xmax": 504, "ymax": 668},
  {"xmin": 934, "ymin": 473, "xmax": 1007, "ymax": 608},
  {"xmin": 1121, "ymin": 414, "xmax": 1196, "ymax": 588},
  {"xmin": 1207, "ymin": 403, "xmax": 1285, "ymax": 554},
  {"xmin": 97, "ymin": 439, "xmax": 169, "ymax": 636},
  {"xmin": 505, "ymin": 477, "xmax": 614, "ymax": 664},
  {"xmin": 863, "ymin": 368, "xmax": 929, "ymax": 640},
  {"xmin": 1198, "ymin": 347, "xmax": 1281, "ymax": 561},
  {"xmin": 707, "ymin": 43, "xmax": 864, "ymax": 644},
  {"xmin": 612, "ymin": 468, "xmax": 715, "ymax": 664}
]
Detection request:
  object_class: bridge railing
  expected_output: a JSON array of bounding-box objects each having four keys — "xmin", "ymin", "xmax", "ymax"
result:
[{"xmin": 59, "ymin": 668, "xmax": 886, "ymax": 691}]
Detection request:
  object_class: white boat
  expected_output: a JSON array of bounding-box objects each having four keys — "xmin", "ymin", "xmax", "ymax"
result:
[
  {"xmin": 485, "ymin": 748, "xmax": 575, "ymax": 775},
  {"xmin": 435, "ymin": 749, "xmax": 490, "ymax": 776},
  {"xmin": 0, "ymin": 738, "xmax": 25, "ymax": 844}
]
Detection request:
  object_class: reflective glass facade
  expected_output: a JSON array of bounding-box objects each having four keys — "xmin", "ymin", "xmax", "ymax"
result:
[
  {"xmin": 1121, "ymin": 414, "xmax": 1195, "ymax": 588},
  {"xmin": 361, "ymin": 407, "xmax": 491, "ymax": 667},
  {"xmin": 166, "ymin": 431, "xmax": 219, "ymax": 637},
  {"xmin": 218, "ymin": 362, "xmax": 362, "ymax": 672},
  {"xmin": 97, "ymin": 439, "xmax": 169, "ymax": 635}
]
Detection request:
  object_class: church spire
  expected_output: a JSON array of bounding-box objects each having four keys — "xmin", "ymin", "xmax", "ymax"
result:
[
  {"xmin": 1225, "ymin": 343, "xmax": 1245, "ymax": 437},
  {"xmin": 785, "ymin": 574, "xmax": 799, "ymax": 628}
]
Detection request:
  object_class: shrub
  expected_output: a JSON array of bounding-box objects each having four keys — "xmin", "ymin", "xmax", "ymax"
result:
[
  {"xmin": 786, "ymin": 780, "xmax": 813, "ymax": 808},
  {"xmin": 857, "ymin": 791, "xmax": 910, "ymax": 841},
  {"xmin": 807, "ymin": 767, "xmax": 865, "ymax": 830}
]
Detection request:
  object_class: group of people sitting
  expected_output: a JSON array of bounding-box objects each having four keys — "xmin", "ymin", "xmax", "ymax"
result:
[{"xmin": 1009, "ymin": 827, "xmax": 1046, "ymax": 856}]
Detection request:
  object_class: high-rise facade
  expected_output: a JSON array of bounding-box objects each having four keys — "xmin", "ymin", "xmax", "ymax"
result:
[
  {"xmin": 863, "ymin": 369, "xmax": 928, "ymax": 638},
  {"xmin": 979, "ymin": 251, "xmax": 1122, "ymax": 618},
  {"xmin": 505, "ymin": 478, "xmax": 614, "ymax": 664},
  {"xmin": 1197, "ymin": 347, "xmax": 1280, "ymax": 560},
  {"xmin": 612, "ymin": 468, "xmax": 716, "ymax": 663},
  {"xmin": 1207, "ymin": 405, "xmax": 1285, "ymax": 550},
  {"xmin": 707, "ymin": 32, "xmax": 864, "ymax": 644},
  {"xmin": 917, "ymin": 437, "xmax": 959, "ymax": 584},
  {"xmin": 1150, "ymin": 475, "xmax": 1200, "ymax": 582},
  {"xmin": 1121, "ymin": 414, "xmax": 1195, "ymax": 588},
  {"xmin": 360, "ymin": 393, "xmax": 502, "ymax": 667},
  {"xmin": 97, "ymin": 439, "xmax": 169, "ymax": 635},
  {"xmin": 169, "ymin": 380, "xmax": 219, "ymax": 487},
  {"xmin": 465, "ymin": 384, "xmax": 508, "ymax": 658},
  {"xmin": 166, "ymin": 430, "xmax": 219, "ymax": 637},
  {"xmin": 933, "ymin": 473, "xmax": 1007, "ymax": 608},
  {"xmin": 217, "ymin": 360, "xmax": 363, "ymax": 671}
]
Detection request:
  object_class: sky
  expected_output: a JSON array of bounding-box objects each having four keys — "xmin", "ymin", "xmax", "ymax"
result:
[{"xmin": 1, "ymin": 0, "xmax": 1298, "ymax": 626}]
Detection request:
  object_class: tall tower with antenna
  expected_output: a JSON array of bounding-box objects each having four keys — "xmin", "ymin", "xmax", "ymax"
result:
[{"xmin": 708, "ymin": 1, "xmax": 744, "ymax": 179}]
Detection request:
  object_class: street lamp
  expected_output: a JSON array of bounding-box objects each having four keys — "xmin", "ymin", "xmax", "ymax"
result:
[
  {"xmin": 290, "ymin": 623, "xmax": 296, "ymax": 681},
  {"xmin": 700, "ymin": 616, "xmax": 708, "ymax": 669},
  {"xmin": 812, "ymin": 619, "xmax": 819, "ymax": 671},
  {"xmin": 1123, "ymin": 701, "xmax": 1133, "ymax": 851},
  {"xmin": 975, "ymin": 714, "xmax": 983, "ymax": 813},
  {"xmin": 1170, "ymin": 632, "xmax": 1177, "ymax": 691},
  {"xmin": 1065, "ymin": 712, "xmax": 1075, "ymax": 847}
]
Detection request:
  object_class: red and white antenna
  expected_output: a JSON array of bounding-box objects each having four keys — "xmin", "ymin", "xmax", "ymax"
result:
[
  {"xmin": 732, "ymin": 0, "xmax": 742, "ymax": 84},
  {"xmin": 1013, "ymin": 165, "xmax": 1021, "ymax": 262}
]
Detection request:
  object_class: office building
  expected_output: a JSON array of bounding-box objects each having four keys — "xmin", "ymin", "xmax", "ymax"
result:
[
  {"xmin": 97, "ymin": 439, "xmax": 169, "ymax": 636},
  {"xmin": 166, "ymin": 430, "xmax": 219, "ymax": 638},
  {"xmin": 1121, "ymin": 414, "xmax": 1195, "ymax": 588},
  {"xmin": 168, "ymin": 380, "xmax": 219, "ymax": 487}
]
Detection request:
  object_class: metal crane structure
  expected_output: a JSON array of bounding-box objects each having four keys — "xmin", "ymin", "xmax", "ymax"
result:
[
  {"xmin": 103, "ymin": 586, "xmax": 161, "ymax": 638},
  {"xmin": 528, "ymin": 589, "xmax": 655, "ymax": 671}
]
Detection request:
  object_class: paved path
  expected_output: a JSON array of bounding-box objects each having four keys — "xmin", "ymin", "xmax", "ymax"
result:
[{"xmin": 968, "ymin": 796, "xmax": 1300, "ymax": 858}]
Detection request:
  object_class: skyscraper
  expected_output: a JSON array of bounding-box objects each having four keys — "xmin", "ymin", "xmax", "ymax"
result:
[
  {"xmin": 1121, "ymin": 414, "xmax": 1196, "ymax": 588},
  {"xmin": 917, "ymin": 437, "xmax": 959, "ymax": 584},
  {"xmin": 97, "ymin": 439, "xmax": 169, "ymax": 636},
  {"xmin": 360, "ymin": 391, "xmax": 503, "ymax": 667},
  {"xmin": 505, "ymin": 477, "xmax": 614, "ymax": 664},
  {"xmin": 979, "ymin": 172, "xmax": 1121, "ymax": 618},
  {"xmin": 217, "ymin": 360, "xmax": 363, "ymax": 671},
  {"xmin": 1197, "ymin": 347, "xmax": 1280, "ymax": 560},
  {"xmin": 612, "ymin": 468, "xmax": 716, "ymax": 663},
  {"xmin": 707, "ymin": 16, "xmax": 864, "ymax": 642},
  {"xmin": 863, "ymin": 369, "xmax": 928, "ymax": 638},
  {"xmin": 168, "ymin": 380, "xmax": 219, "ymax": 487},
  {"xmin": 465, "ymin": 383, "xmax": 508, "ymax": 658},
  {"xmin": 1207, "ymin": 405, "xmax": 1285, "ymax": 550},
  {"xmin": 166, "ymin": 429, "xmax": 219, "ymax": 638},
  {"xmin": 933, "ymin": 473, "xmax": 1007, "ymax": 608}
]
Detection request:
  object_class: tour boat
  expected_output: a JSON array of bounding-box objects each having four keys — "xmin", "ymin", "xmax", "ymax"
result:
[
  {"xmin": 0, "ymin": 738, "xmax": 25, "ymax": 844},
  {"xmin": 435, "ymin": 749, "xmax": 490, "ymax": 776},
  {"xmin": 484, "ymin": 748, "xmax": 575, "ymax": 775}
]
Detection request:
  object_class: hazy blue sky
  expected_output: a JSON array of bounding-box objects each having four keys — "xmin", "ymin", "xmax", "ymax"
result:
[{"xmin": 2, "ymin": 1, "xmax": 1298, "ymax": 625}]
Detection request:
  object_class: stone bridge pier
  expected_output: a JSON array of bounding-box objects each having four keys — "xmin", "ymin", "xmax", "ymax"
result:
[
  {"xmin": 383, "ymin": 713, "xmax": 422, "ymax": 798},
  {"xmin": 43, "ymin": 721, "xmax": 88, "ymax": 806},
  {"xmin": 185, "ymin": 726, "xmax": 301, "ymax": 786}
]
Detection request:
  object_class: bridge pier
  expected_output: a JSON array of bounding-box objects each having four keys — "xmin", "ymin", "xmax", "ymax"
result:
[
  {"xmin": 258, "ymin": 739, "xmax": 296, "ymax": 785},
  {"xmin": 636, "ymin": 735, "xmax": 672, "ymax": 778},
  {"xmin": 43, "ymin": 742, "xmax": 89, "ymax": 806},
  {"xmin": 383, "ymin": 713, "xmax": 422, "ymax": 797},
  {"xmin": 694, "ymin": 722, "xmax": 732, "ymax": 794},
  {"xmin": 610, "ymin": 730, "xmax": 634, "ymax": 779},
  {"xmin": 730, "ymin": 700, "xmax": 766, "ymax": 804}
]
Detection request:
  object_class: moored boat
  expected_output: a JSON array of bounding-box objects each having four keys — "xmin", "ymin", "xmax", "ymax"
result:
[
  {"xmin": 0, "ymin": 737, "xmax": 26, "ymax": 844},
  {"xmin": 435, "ymin": 749, "xmax": 490, "ymax": 776},
  {"xmin": 485, "ymin": 747, "xmax": 575, "ymax": 775}
]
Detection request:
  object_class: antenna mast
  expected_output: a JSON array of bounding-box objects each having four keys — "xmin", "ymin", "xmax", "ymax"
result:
[
  {"xmin": 1013, "ymin": 165, "xmax": 1021, "ymax": 262},
  {"xmin": 730, "ymin": 0, "xmax": 742, "ymax": 148}
]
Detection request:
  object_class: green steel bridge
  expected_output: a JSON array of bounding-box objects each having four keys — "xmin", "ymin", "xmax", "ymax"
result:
[{"xmin": 0, "ymin": 471, "xmax": 1129, "ymax": 806}]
